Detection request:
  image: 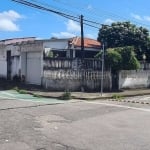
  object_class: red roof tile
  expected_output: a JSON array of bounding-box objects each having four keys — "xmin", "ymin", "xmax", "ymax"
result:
[{"xmin": 71, "ymin": 37, "xmax": 101, "ymax": 49}]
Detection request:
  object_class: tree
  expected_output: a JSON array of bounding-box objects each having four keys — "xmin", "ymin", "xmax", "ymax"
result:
[
  {"xmin": 105, "ymin": 46, "xmax": 140, "ymax": 72},
  {"xmin": 97, "ymin": 22, "xmax": 150, "ymax": 60},
  {"xmin": 105, "ymin": 48, "xmax": 122, "ymax": 72},
  {"xmin": 95, "ymin": 46, "xmax": 140, "ymax": 71}
]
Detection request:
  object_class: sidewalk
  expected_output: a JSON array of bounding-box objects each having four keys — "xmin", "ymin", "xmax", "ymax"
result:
[
  {"xmin": 1, "ymin": 81, "xmax": 150, "ymax": 100},
  {"xmin": 27, "ymin": 89, "xmax": 150, "ymax": 100}
]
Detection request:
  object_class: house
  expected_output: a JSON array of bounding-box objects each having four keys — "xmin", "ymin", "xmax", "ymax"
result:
[
  {"xmin": 0, "ymin": 37, "xmax": 36, "ymax": 80},
  {"xmin": 0, "ymin": 37, "xmax": 105, "ymax": 90},
  {"xmin": 68, "ymin": 37, "xmax": 101, "ymax": 58},
  {"xmin": 43, "ymin": 37, "xmax": 101, "ymax": 58}
]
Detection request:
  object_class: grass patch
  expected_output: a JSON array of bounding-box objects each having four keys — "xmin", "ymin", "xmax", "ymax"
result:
[
  {"xmin": 13, "ymin": 87, "xmax": 28, "ymax": 94},
  {"xmin": 32, "ymin": 93, "xmax": 41, "ymax": 98},
  {"xmin": 60, "ymin": 91, "xmax": 72, "ymax": 100},
  {"xmin": 18, "ymin": 90, "xmax": 28, "ymax": 94},
  {"xmin": 112, "ymin": 94, "xmax": 124, "ymax": 100}
]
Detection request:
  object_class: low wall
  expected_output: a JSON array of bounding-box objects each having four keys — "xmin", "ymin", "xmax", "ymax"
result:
[
  {"xmin": 42, "ymin": 70, "xmax": 111, "ymax": 91},
  {"xmin": 119, "ymin": 70, "xmax": 150, "ymax": 89}
]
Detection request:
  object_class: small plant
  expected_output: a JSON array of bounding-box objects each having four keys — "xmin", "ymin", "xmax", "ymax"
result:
[
  {"xmin": 60, "ymin": 90, "xmax": 71, "ymax": 100},
  {"xmin": 32, "ymin": 93, "xmax": 41, "ymax": 98},
  {"xmin": 18, "ymin": 90, "xmax": 28, "ymax": 94},
  {"xmin": 112, "ymin": 94, "xmax": 124, "ymax": 100},
  {"xmin": 13, "ymin": 86, "xmax": 19, "ymax": 92}
]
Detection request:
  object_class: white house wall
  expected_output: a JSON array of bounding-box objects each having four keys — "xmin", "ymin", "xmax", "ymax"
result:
[
  {"xmin": 20, "ymin": 41, "xmax": 43, "ymax": 85},
  {"xmin": 0, "ymin": 44, "xmax": 21, "ymax": 79},
  {"xmin": 0, "ymin": 46, "xmax": 7, "ymax": 77},
  {"xmin": 0, "ymin": 52, "xmax": 7, "ymax": 77},
  {"xmin": 21, "ymin": 52, "xmax": 27, "ymax": 78},
  {"xmin": 11, "ymin": 56, "xmax": 21, "ymax": 79},
  {"xmin": 26, "ymin": 51, "xmax": 42, "ymax": 85},
  {"xmin": 7, "ymin": 45, "xmax": 21, "ymax": 79},
  {"xmin": 43, "ymin": 40, "xmax": 68, "ymax": 50}
]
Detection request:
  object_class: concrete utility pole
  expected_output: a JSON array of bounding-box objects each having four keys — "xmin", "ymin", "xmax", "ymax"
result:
[
  {"xmin": 80, "ymin": 15, "xmax": 84, "ymax": 59},
  {"xmin": 101, "ymin": 43, "xmax": 105, "ymax": 96},
  {"xmin": 80, "ymin": 15, "xmax": 85, "ymax": 92}
]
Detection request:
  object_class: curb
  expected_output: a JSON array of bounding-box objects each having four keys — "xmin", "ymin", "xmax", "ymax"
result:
[
  {"xmin": 109, "ymin": 99, "xmax": 150, "ymax": 105},
  {"xmin": 27, "ymin": 91, "xmax": 150, "ymax": 102}
]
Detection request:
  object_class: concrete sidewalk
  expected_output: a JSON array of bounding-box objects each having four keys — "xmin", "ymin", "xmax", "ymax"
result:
[{"xmin": 27, "ymin": 89, "xmax": 150, "ymax": 100}]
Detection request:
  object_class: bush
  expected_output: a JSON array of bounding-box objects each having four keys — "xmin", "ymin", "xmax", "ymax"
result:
[
  {"xmin": 32, "ymin": 93, "xmax": 41, "ymax": 98},
  {"xmin": 112, "ymin": 94, "xmax": 124, "ymax": 100},
  {"xmin": 18, "ymin": 90, "xmax": 28, "ymax": 94},
  {"xmin": 13, "ymin": 86, "xmax": 19, "ymax": 92},
  {"xmin": 60, "ymin": 90, "xmax": 71, "ymax": 100}
]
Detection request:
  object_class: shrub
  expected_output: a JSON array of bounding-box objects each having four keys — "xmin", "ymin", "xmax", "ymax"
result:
[
  {"xmin": 112, "ymin": 94, "xmax": 124, "ymax": 100},
  {"xmin": 32, "ymin": 93, "xmax": 41, "ymax": 98},
  {"xmin": 18, "ymin": 90, "xmax": 28, "ymax": 94},
  {"xmin": 60, "ymin": 90, "xmax": 71, "ymax": 100},
  {"xmin": 13, "ymin": 86, "xmax": 19, "ymax": 92}
]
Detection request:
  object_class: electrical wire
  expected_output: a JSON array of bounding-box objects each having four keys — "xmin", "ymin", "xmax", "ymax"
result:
[
  {"xmin": 52, "ymin": 0, "xmax": 150, "ymax": 29},
  {"xmin": 12, "ymin": 0, "xmax": 101, "ymax": 29}
]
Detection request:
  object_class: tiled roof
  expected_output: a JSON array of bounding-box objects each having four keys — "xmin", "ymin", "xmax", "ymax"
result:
[
  {"xmin": 0, "ymin": 37, "xmax": 36, "ymax": 45},
  {"xmin": 71, "ymin": 37, "xmax": 101, "ymax": 49}
]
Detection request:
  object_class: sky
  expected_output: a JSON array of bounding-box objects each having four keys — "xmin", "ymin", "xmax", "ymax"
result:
[{"xmin": 1, "ymin": 0, "xmax": 150, "ymax": 40}]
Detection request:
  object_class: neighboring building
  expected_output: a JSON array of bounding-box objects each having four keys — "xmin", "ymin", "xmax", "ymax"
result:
[
  {"xmin": 43, "ymin": 37, "xmax": 101, "ymax": 58},
  {"xmin": 68, "ymin": 37, "xmax": 101, "ymax": 58}
]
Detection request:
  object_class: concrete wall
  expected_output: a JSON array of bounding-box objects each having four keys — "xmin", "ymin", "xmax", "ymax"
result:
[
  {"xmin": 42, "ymin": 70, "xmax": 111, "ymax": 91},
  {"xmin": 119, "ymin": 70, "xmax": 150, "ymax": 89},
  {"xmin": 0, "ymin": 47, "xmax": 7, "ymax": 77}
]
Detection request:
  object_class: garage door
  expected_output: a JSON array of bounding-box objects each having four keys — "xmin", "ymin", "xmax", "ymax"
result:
[{"xmin": 26, "ymin": 52, "xmax": 42, "ymax": 85}]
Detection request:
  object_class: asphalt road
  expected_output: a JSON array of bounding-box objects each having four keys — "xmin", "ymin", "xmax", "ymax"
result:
[{"xmin": 0, "ymin": 94, "xmax": 150, "ymax": 150}]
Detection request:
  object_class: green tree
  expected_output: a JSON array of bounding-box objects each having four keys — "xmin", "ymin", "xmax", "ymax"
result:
[
  {"xmin": 104, "ymin": 46, "xmax": 140, "ymax": 72},
  {"xmin": 47, "ymin": 51, "xmax": 54, "ymax": 58},
  {"xmin": 105, "ymin": 49, "xmax": 122, "ymax": 71},
  {"xmin": 97, "ymin": 22, "xmax": 150, "ymax": 60}
]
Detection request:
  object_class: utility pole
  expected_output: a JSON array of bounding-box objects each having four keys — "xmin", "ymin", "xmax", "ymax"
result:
[
  {"xmin": 101, "ymin": 43, "xmax": 105, "ymax": 96},
  {"xmin": 80, "ymin": 15, "xmax": 85, "ymax": 92},
  {"xmin": 80, "ymin": 15, "xmax": 84, "ymax": 59}
]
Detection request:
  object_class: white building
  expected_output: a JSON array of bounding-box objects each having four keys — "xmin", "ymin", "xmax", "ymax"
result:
[{"xmin": 0, "ymin": 37, "xmax": 101, "ymax": 86}]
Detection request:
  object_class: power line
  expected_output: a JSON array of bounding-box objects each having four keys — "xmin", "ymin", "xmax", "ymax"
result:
[
  {"xmin": 12, "ymin": 0, "xmax": 101, "ymax": 29},
  {"xmin": 53, "ymin": 0, "xmax": 150, "ymax": 29},
  {"xmin": 12, "ymin": 0, "xmax": 79, "ymax": 19}
]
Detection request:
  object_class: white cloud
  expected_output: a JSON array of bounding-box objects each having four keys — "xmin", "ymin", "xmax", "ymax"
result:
[
  {"xmin": 0, "ymin": 19, "xmax": 19, "ymax": 31},
  {"xmin": 51, "ymin": 32, "xmax": 75, "ymax": 38},
  {"xmin": 143, "ymin": 16, "xmax": 150, "ymax": 22},
  {"xmin": 104, "ymin": 19, "xmax": 115, "ymax": 24},
  {"xmin": 51, "ymin": 20, "xmax": 80, "ymax": 38},
  {"xmin": 51, "ymin": 19, "xmax": 96, "ymax": 39},
  {"xmin": 0, "ymin": 10, "xmax": 23, "ymax": 32},
  {"xmin": 131, "ymin": 13, "xmax": 142, "ymax": 20},
  {"xmin": 131, "ymin": 13, "xmax": 150, "ymax": 22},
  {"xmin": 66, "ymin": 20, "xmax": 80, "ymax": 32}
]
